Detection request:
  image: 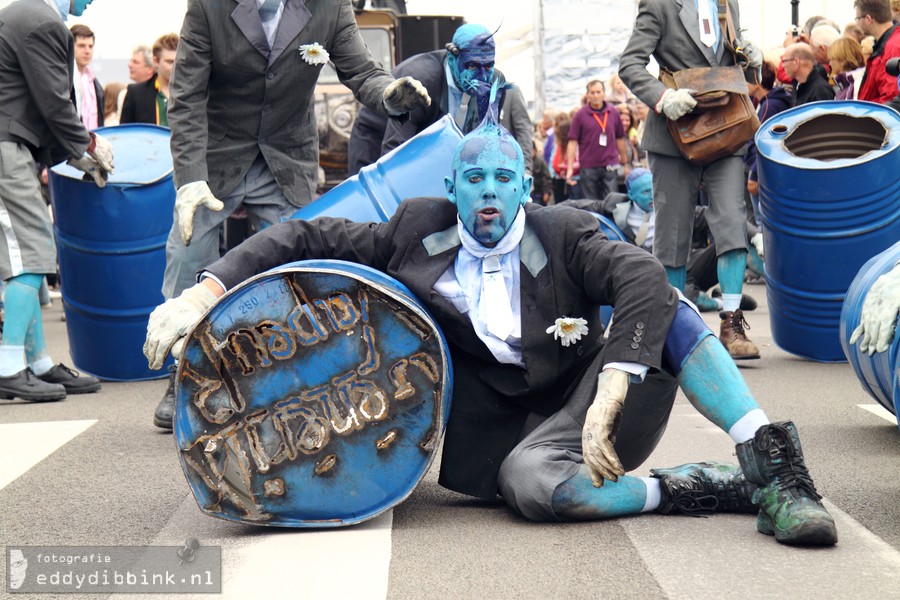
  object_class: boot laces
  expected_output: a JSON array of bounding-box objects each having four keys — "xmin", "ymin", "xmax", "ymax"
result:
[
  {"xmin": 726, "ymin": 311, "xmax": 751, "ymax": 336},
  {"xmin": 671, "ymin": 473, "xmax": 753, "ymax": 516},
  {"xmin": 758, "ymin": 428, "xmax": 821, "ymax": 500}
]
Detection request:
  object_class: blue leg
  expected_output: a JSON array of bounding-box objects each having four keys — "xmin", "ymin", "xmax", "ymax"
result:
[
  {"xmin": 717, "ymin": 249, "xmax": 746, "ymax": 295},
  {"xmin": 663, "ymin": 303, "xmax": 760, "ymax": 431},
  {"xmin": 746, "ymin": 244, "xmax": 765, "ymax": 278},
  {"xmin": 678, "ymin": 336, "xmax": 761, "ymax": 432},
  {"xmin": 2, "ymin": 274, "xmax": 43, "ymax": 347},
  {"xmin": 665, "ymin": 266, "xmax": 687, "ymax": 292},
  {"xmin": 551, "ymin": 466, "xmax": 648, "ymax": 520}
]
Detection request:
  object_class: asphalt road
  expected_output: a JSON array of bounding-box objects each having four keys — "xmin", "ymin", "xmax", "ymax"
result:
[{"xmin": 1, "ymin": 280, "xmax": 899, "ymax": 600}]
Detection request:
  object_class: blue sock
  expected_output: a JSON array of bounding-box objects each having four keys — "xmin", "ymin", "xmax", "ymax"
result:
[{"xmin": 665, "ymin": 266, "xmax": 686, "ymax": 291}]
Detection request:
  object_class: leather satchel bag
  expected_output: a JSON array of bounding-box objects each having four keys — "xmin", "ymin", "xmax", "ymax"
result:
[
  {"xmin": 660, "ymin": 66, "xmax": 759, "ymax": 165},
  {"xmin": 660, "ymin": 0, "xmax": 760, "ymax": 166}
]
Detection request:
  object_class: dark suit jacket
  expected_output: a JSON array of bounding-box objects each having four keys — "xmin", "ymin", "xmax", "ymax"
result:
[
  {"xmin": 619, "ymin": 0, "xmax": 746, "ymax": 158},
  {"xmin": 0, "ymin": 0, "xmax": 91, "ymax": 165},
  {"xmin": 207, "ymin": 198, "xmax": 678, "ymax": 497},
  {"xmin": 169, "ymin": 0, "xmax": 396, "ymax": 207},
  {"xmin": 794, "ymin": 68, "xmax": 835, "ymax": 106},
  {"xmin": 121, "ymin": 73, "xmax": 159, "ymax": 125},
  {"xmin": 376, "ymin": 50, "xmax": 533, "ymax": 171}
]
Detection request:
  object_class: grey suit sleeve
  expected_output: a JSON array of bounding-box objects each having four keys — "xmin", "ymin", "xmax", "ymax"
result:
[
  {"xmin": 501, "ymin": 86, "xmax": 533, "ymax": 175},
  {"xmin": 618, "ymin": 0, "xmax": 668, "ymax": 113},
  {"xmin": 329, "ymin": 0, "xmax": 394, "ymax": 115},
  {"xmin": 168, "ymin": 0, "xmax": 213, "ymax": 189},
  {"xmin": 20, "ymin": 22, "xmax": 90, "ymax": 159}
]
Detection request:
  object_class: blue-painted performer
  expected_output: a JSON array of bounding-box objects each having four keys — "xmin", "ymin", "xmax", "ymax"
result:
[
  {"xmin": 144, "ymin": 83, "xmax": 837, "ymax": 546},
  {"xmin": 619, "ymin": 0, "xmax": 764, "ymax": 360},
  {"xmin": 0, "ymin": 0, "xmax": 111, "ymax": 402},
  {"xmin": 152, "ymin": 0, "xmax": 432, "ymax": 429}
]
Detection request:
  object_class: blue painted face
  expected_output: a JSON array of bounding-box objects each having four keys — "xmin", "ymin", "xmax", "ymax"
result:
[
  {"xmin": 445, "ymin": 134, "xmax": 531, "ymax": 246},
  {"xmin": 70, "ymin": 0, "xmax": 95, "ymax": 16},
  {"xmin": 627, "ymin": 172, "xmax": 653, "ymax": 212},
  {"xmin": 453, "ymin": 53, "xmax": 495, "ymax": 93}
]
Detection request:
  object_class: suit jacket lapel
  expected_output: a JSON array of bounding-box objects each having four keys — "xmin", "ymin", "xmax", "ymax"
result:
[
  {"xmin": 232, "ymin": 0, "xmax": 270, "ymax": 59},
  {"xmin": 677, "ymin": 0, "xmax": 718, "ymax": 66},
  {"xmin": 270, "ymin": 0, "xmax": 312, "ymax": 66}
]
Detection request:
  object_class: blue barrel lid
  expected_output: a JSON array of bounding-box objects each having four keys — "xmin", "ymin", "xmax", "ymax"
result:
[
  {"xmin": 756, "ymin": 100, "xmax": 900, "ymax": 171},
  {"xmin": 51, "ymin": 124, "xmax": 173, "ymax": 185}
]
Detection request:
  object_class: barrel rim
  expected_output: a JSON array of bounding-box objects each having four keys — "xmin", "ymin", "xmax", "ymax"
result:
[{"xmin": 756, "ymin": 100, "xmax": 899, "ymax": 170}]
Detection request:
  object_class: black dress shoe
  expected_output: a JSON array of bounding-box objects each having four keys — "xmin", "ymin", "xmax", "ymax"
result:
[
  {"xmin": 38, "ymin": 363, "xmax": 101, "ymax": 394},
  {"xmin": 154, "ymin": 366, "xmax": 176, "ymax": 431},
  {"xmin": 0, "ymin": 368, "xmax": 67, "ymax": 402}
]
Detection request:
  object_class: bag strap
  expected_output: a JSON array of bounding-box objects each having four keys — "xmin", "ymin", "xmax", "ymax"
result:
[{"xmin": 717, "ymin": 0, "xmax": 739, "ymax": 58}]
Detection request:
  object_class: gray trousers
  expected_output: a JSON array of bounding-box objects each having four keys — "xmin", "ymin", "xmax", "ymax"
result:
[
  {"xmin": 579, "ymin": 166, "xmax": 619, "ymax": 200},
  {"xmin": 162, "ymin": 154, "xmax": 299, "ymax": 298},
  {"xmin": 647, "ymin": 153, "xmax": 747, "ymax": 268}
]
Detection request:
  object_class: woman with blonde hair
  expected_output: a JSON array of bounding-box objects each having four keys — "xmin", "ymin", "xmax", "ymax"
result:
[
  {"xmin": 102, "ymin": 81, "xmax": 127, "ymax": 126},
  {"xmin": 828, "ymin": 37, "xmax": 866, "ymax": 100}
]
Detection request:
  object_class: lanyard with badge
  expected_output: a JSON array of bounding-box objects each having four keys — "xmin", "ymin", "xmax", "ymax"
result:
[{"xmin": 592, "ymin": 111, "xmax": 609, "ymax": 146}]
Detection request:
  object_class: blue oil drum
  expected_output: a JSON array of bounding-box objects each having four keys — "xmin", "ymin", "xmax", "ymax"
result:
[
  {"xmin": 756, "ymin": 101, "xmax": 900, "ymax": 362},
  {"xmin": 839, "ymin": 241, "xmax": 900, "ymax": 425},
  {"xmin": 48, "ymin": 124, "xmax": 175, "ymax": 380},
  {"xmin": 174, "ymin": 260, "xmax": 452, "ymax": 527},
  {"xmin": 291, "ymin": 115, "xmax": 463, "ymax": 222}
]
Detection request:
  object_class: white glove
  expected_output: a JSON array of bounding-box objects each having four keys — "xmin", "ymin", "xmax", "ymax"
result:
[
  {"xmin": 751, "ymin": 232, "xmax": 764, "ymax": 259},
  {"xmin": 383, "ymin": 76, "xmax": 431, "ymax": 116},
  {"xmin": 850, "ymin": 263, "xmax": 900, "ymax": 355},
  {"xmin": 67, "ymin": 132, "xmax": 114, "ymax": 188},
  {"xmin": 738, "ymin": 39, "xmax": 763, "ymax": 70},
  {"xmin": 656, "ymin": 88, "xmax": 698, "ymax": 121},
  {"xmin": 582, "ymin": 369, "xmax": 630, "ymax": 487},
  {"xmin": 175, "ymin": 181, "xmax": 224, "ymax": 245},
  {"xmin": 143, "ymin": 283, "xmax": 218, "ymax": 370}
]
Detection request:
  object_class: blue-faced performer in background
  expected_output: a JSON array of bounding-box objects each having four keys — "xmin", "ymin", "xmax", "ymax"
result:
[{"xmin": 144, "ymin": 82, "xmax": 836, "ymax": 546}]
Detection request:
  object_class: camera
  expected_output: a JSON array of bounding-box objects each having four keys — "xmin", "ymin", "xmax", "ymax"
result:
[{"xmin": 886, "ymin": 57, "xmax": 900, "ymax": 77}]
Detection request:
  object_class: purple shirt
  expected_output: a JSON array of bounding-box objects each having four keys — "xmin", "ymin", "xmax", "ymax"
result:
[{"xmin": 568, "ymin": 102, "xmax": 625, "ymax": 168}]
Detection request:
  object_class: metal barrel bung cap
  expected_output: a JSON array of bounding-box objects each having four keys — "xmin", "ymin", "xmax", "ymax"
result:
[{"xmin": 174, "ymin": 260, "xmax": 453, "ymax": 527}]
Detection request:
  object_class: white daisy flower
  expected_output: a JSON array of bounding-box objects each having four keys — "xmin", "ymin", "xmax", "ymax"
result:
[
  {"xmin": 546, "ymin": 317, "xmax": 589, "ymax": 347},
  {"xmin": 298, "ymin": 43, "xmax": 329, "ymax": 65}
]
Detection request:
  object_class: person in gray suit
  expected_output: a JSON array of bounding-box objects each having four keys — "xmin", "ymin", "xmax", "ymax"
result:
[
  {"xmin": 0, "ymin": 0, "xmax": 113, "ymax": 402},
  {"xmin": 144, "ymin": 94, "xmax": 836, "ymax": 546},
  {"xmin": 152, "ymin": 0, "xmax": 431, "ymax": 429},
  {"xmin": 619, "ymin": 0, "xmax": 762, "ymax": 361}
]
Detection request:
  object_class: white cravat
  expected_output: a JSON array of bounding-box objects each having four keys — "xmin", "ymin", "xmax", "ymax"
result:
[
  {"xmin": 697, "ymin": 0, "xmax": 718, "ymax": 49},
  {"xmin": 458, "ymin": 209, "xmax": 525, "ymax": 341}
]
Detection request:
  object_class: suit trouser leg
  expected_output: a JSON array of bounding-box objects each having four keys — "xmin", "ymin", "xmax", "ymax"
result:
[{"xmin": 498, "ymin": 304, "xmax": 718, "ymax": 522}]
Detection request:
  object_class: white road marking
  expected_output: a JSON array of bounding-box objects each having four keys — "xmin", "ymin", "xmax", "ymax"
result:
[
  {"xmin": 221, "ymin": 510, "xmax": 393, "ymax": 600},
  {"xmin": 858, "ymin": 403, "xmax": 898, "ymax": 424},
  {"xmin": 0, "ymin": 420, "xmax": 97, "ymax": 490}
]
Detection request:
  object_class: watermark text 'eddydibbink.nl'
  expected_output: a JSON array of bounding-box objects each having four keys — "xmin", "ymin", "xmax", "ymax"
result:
[{"xmin": 7, "ymin": 540, "xmax": 221, "ymax": 594}]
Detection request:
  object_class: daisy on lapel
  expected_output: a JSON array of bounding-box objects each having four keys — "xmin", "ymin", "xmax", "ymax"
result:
[
  {"xmin": 546, "ymin": 317, "xmax": 589, "ymax": 347},
  {"xmin": 298, "ymin": 43, "xmax": 329, "ymax": 65}
]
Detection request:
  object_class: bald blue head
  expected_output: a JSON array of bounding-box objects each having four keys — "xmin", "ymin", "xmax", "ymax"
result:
[{"xmin": 445, "ymin": 109, "xmax": 530, "ymax": 247}]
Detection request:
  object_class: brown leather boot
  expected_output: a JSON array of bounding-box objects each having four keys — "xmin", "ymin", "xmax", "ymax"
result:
[{"xmin": 719, "ymin": 309, "xmax": 760, "ymax": 360}]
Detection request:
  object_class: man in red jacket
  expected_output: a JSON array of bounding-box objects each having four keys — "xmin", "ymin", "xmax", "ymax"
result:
[{"xmin": 856, "ymin": 0, "xmax": 900, "ymax": 103}]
